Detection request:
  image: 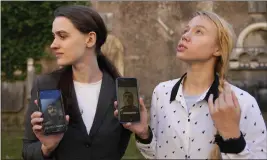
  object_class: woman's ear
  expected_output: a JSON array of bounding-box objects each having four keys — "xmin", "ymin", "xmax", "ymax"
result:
[
  {"xmin": 85, "ymin": 31, "xmax": 97, "ymax": 48},
  {"xmin": 213, "ymin": 47, "xmax": 221, "ymax": 57}
]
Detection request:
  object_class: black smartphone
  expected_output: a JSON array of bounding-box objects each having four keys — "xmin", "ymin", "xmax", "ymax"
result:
[
  {"xmin": 37, "ymin": 89, "xmax": 67, "ymax": 135},
  {"xmin": 116, "ymin": 77, "xmax": 140, "ymax": 123}
]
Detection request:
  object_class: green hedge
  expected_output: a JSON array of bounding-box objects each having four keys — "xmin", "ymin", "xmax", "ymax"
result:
[{"xmin": 1, "ymin": 1, "xmax": 90, "ymax": 81}]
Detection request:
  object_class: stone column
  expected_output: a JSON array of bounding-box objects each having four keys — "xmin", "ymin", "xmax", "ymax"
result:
[{"xmin": 26, "ymin": 58, "xmax": 35, "ymax": 101}]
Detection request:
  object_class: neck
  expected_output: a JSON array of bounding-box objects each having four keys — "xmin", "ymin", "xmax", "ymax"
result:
[
  {"xmin": 183, "ymin": 62, "xmax": 215, "ymax": 96},
  {"xmin": 72, "ymin": 54, "xmax": 103, "ymax": 83}
]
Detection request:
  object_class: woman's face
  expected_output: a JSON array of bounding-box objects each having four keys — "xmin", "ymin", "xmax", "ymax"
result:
[
  {"xmin": 176, "ymin": 15, "xmax": 220, "ymax": 63},
  {"xmin": 50, "ymin": 17, "xmax": 95, "ymax": 66}
]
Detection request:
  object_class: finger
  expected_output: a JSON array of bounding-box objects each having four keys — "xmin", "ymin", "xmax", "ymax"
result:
[
  {"xmin": 65, "ymin": 115, "xmax": 70, "ymax": 124},
  {"xmin": 114, "ymin": 101, "xmax": 118, "ymax": 110},
  {"xmin": 32, "ymin": 125, "xmax": 42, "ymax": 131},
  {"xmin": 214, "ymin": 98, "xmax": 219, "ymax": 112},
  {"xmin": 31, "ymin": 111, "xmax": 42, "ymax": 119},
  {"xmin": 224, "ymin": 82, "xmax": 233, "ymax": 105},
  {"xmin": 218, "ymin": 93, "xmax": 226, "ymax": 110},
  {"xmin": 208, "ymin": 94, "xmax": 215, "ymax": 113},
  {"xmin": 123, "ymin": 122, "xmax": 132, "ymax": 129},
  {"xmin": 232, "ymin": 91, "xmax": 240, "ymax": 109},
  {"xmin": 139, "ymin": 97, "xmax": 146, "ymax": 112},
  {"xmin": 31, "ymin": 117, "xmax": 43, "ymax": 126},
  {"xmin": 34, "ymin": 100, "xmax": 38, "ymax": 106},
  {"xmin": 114, "ymin": 109, "xmax": 118, "ymax": 118}
]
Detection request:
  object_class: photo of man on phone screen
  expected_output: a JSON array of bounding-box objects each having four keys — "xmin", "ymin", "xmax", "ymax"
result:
[
  {"xmin": 43, "ymin": 102, "xmax": 63, "ymax": 126},
  {"xmin": 120, "ymin": 91, "xmax": 139, "ymax": 115}
]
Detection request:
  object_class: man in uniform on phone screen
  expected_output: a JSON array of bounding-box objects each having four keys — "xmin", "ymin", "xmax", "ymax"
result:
[{"xmin": 120, "ymin": 91, "xmax": 139, "ymax": 120}]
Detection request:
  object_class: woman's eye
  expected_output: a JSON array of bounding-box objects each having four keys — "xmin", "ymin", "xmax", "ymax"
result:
[
  {"xmin": 196, "ymin": 30, "xmax": 203, "ymax": 34},
  {"xmin": 59, "ymin": 35, "xmax": 66, "ymax": 39}
]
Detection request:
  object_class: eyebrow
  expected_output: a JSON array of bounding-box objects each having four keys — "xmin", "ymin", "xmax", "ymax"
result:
[
  {"xmin": 185, "ymin": 25, "xmax": 208, "ymax": 31},
  {"xmin": 195, "ymin": 25, "xmax": 208, "ymax": 31},
  {"xmin": 52, "ymin": 30, "xmax": 69, "ymax": 35}
]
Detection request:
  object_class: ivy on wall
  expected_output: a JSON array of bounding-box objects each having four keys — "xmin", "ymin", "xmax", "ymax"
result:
[{"xmin": 2, "ymin": 1, "xmax": 90, "ymax": 81}]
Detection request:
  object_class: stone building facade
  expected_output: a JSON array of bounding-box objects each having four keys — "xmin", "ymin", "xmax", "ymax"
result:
[{"xmin": 94, "ymin": 1, "xmax": 267, "ymax": 114}]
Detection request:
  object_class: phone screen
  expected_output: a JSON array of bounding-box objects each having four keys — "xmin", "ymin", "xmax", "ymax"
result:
[
  {"xmin": 117, "ymin": 78, "xmax": 140, "ymax": 123},
  {"xmin": 38, "ymin": 89, "xmax": 66, "ymax": 134}
]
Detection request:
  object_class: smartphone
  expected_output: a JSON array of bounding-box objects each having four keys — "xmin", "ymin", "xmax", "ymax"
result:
[
  {"xmin": 116, "ymin": 77, "xmax": 140, "ymax": 123},
  {"xmin": 37, "ymin": 89, "xmax": 67, "ymax": 135}
]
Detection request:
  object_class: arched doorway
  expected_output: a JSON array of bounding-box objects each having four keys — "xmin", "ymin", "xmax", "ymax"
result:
[{"xmin": 229, "ymin": 22, "xmax": 267, "ymax": 113}]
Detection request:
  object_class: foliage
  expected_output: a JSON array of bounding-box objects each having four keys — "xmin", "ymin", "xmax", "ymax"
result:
[{"xmin": 1, "ymin": 1, "xmax": 90, "ymax": 81}]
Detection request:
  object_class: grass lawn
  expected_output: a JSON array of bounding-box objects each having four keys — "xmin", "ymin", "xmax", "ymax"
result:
[
  {"xmin": 1, "ymin": 131, "xmax": 143, "ymax": 160},
  {"xmin": 122, "ymin": 134, "xmax": 144, "ymax": 159},
  {"xmin": 1, "ymin": 131, "xmax": 23, "ymax": 160}
]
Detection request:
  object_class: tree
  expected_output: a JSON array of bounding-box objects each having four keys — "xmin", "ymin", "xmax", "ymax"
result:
[{"xmin": 1, "ymin": 1, "xmax": 90, "ymax": 81}]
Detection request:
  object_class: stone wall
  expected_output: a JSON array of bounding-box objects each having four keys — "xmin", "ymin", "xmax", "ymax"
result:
[
  {"xmin": 92, "ymin": 1, "xmax": 267, "ymax": 106},
  {"xmin": 1, "ymin": 59, "xmax": 36, "ymax": 131}
]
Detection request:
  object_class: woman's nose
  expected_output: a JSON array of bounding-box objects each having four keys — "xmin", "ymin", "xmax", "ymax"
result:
[
  {"xmin": 181, "ymin": 32, "xmax": 191, "ymax": 42},
  {"xmin": 50, "ymin": 39, "xmax": 59, "ymax": 49}
]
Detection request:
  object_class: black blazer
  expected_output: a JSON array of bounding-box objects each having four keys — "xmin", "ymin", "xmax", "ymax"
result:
[{"xmin": 22, "ymin": 67, "xmax": 132, "ymax": 160}]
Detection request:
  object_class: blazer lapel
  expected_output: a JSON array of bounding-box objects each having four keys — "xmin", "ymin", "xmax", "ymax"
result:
[{"xmin": 88, "ymin": 71, "xmax": 116, "ymax": 139}]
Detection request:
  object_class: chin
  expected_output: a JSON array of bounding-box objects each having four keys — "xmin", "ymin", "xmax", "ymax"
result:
[
  {"xmin": 176, "ymin": 52, "xmax": 196, "ymax": 64},
  {"xmin": 176, "ymin": 51, "xmax": 188, "ymax": 60},
  {"xmin": 56, "ymin": 59, "xmax": 72, "ymax": 66},
  {"xmin": 50, "ymin": 113, "xmax": 57, "ymax": 116}
]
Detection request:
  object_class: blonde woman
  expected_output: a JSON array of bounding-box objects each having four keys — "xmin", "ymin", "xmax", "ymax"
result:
[{"xmin": 114, "ymin": 11, "xmax": 266, "ymax": 159}]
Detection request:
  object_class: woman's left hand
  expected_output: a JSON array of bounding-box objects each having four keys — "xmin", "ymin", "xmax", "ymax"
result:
[{"xmin": 208, "ymin": 82, "xmax": 241, "ymax": 139}]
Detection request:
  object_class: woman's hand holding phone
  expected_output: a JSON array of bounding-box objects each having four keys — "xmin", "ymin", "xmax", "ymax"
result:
[
  {"xmin": 114, "ymin": 97, "xmax": 150, "ymax": 139},
  {"xmin": 31, "ymin": 100, "xmax": 69, "ymax": 157}
]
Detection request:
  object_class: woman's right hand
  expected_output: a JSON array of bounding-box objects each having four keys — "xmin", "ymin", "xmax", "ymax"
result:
[
  {"xmin": 31, "ymin": 100, "xmax": 69, "ymax": 156},
  {"xmin": 114, "ymin": 98, "xmax": 150, "ymax": 139}
]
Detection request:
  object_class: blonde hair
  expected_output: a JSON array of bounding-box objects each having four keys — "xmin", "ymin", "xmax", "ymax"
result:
[{"xmin": 193, "ymin": 11, "xmax": 237, "ymax": 159}]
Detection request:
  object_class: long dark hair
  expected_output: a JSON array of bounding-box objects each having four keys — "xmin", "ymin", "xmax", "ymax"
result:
[{"xmin": 54, "ymin": 5, "xmax": 121, "ymax": 80}]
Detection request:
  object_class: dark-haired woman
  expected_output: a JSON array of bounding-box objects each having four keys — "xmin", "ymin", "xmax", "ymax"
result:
[{"xmin": 22, "ymin": 5, "xmax": 131, "ymax": 160}]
